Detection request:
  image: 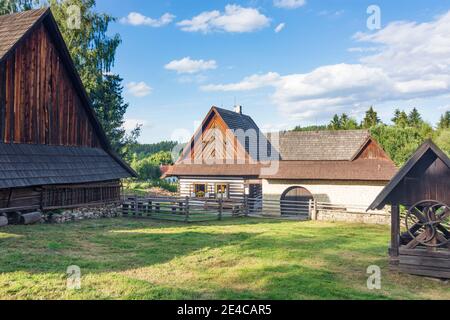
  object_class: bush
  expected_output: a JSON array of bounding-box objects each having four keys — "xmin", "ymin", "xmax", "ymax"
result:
[
  {"xmin": 370, "ymin": 125, "xmax": 430, "ymax": 166},
  {"xmin": 133, "ymin": 158, "xmax": 161, "ymax": 180}
]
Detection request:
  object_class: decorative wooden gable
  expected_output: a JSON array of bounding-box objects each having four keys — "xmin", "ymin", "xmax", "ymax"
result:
[{"xmin": 178, "ymin": 107, "xmax": 257, "ymax": 164}]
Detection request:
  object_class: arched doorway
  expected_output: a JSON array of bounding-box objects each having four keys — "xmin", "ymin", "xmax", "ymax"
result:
[{"xmin": 280, "ymin": 186, "xmax": 314, "ymax": 216}]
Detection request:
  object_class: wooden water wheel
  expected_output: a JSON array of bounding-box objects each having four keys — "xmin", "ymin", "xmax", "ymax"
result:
[{"xmin": 404, "ymin": 200, "xmax": 450, "ymax": 248}]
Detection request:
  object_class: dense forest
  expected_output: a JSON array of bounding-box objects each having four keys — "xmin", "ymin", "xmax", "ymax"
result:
[{"xmin": 293, "ymin": 107, "xmax": 450, "ymax": 166}]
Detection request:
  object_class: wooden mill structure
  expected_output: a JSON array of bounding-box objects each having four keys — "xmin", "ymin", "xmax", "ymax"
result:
[
  {"xmin": 369, "ymin": 140, "xmax": 450, "ymax": 278},
  {"xmin": 0, "ymin": 9, "xmax": 136, "ymax": 217}
]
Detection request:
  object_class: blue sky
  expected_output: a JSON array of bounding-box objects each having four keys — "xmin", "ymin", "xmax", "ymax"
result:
[{"xmin": 95, "ymin": 0, "xmax": 450, "ymax": 143}]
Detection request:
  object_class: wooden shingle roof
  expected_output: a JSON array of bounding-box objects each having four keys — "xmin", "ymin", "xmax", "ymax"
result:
[
  {"xmin": 267, "ymin": 130, "xmax": 370, "ymax": 161},
  {"xmin": 0, "ymin": 8, "xmax": 48, "ymax": 61},
  {"xmin": 214, "ymin": 107, "xmax": 261, "ymax": 133},
  {"xmin": 0, "ymin": 143, "xmax": 131, "ymax": 188}
]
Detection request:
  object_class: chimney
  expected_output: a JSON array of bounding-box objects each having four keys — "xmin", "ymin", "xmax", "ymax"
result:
[{"xmin": 234, "ymin": 105, "xmax": 242, "ymax": 115}]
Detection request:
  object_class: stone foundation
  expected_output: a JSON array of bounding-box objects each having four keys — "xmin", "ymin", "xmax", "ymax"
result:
[
  {"xmin": 42, "ymin": 204, "xmax": 122, "ymax": 224},
  {"xmin": 316, "ymin": 209, "xmax": 390, "ymax": 225}
]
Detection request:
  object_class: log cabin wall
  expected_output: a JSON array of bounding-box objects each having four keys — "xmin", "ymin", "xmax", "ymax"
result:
[
  {"xmin": 0, "ymin": 180, "xmax": 121, "ymax": 212},
  {"xmin": 0, "ymin": 23, "xmax": 100, "ymax": 147}
]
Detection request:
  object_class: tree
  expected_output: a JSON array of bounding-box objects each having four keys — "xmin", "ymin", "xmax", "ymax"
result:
[
  {"xmin": 434, "ymin": 129, "xmax": 450, "ymax": 156},
  {"xmin": 149, "ymin": 151, "xmax": 174, "ymax": 165},
  {"xmin": 132, "ymin": 159, "xmax": 161, "ymax": 181},
  {"xmin": 362, "ymin": 106, "xmax": 381, "ymax": 128},
  {"xmin": 328, "ymin": 114, "xmax": 342, "ymax": 130},
  {"xmin": 0, "ymin": 0, "xmax": 37, "ymax": 14},
  {"xmin": 370, "ymin": 125, "xmax": 425, "ymax": 166},
  {"xmin": 438, "ymin": 111, "xmax": 450, "ymax": 129},
  {"xmin": 392, "ymin": 109, "xmax": 409, "ymax": 128},
  {"xmin": 341, "ymin": 114, "xmax": 359, "ymax": 130},
  {"xmin": 89, "ymin": 74, "xmax": 132, "ymax": 155},
  {"xmin": 328, "ymin": 114, "xmax": 359, "ymax": 130},
  {"xmin": 408, "ymin": 108, "xmax": 423, "ymax": 128},
  {"xmin": 293, "ymin": 125, "xmax": 328, "ymax": 132}
]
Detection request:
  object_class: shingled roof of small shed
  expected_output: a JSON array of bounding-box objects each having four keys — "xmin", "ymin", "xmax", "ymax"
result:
[{"xmin": 0, "ymin": 143, "xmax": 131, "ymax": 188}]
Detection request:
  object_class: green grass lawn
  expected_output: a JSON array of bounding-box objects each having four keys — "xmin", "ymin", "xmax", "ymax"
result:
[{"xmin": 0, "ymin": 217, "xmax": 449, "ymax": 300}]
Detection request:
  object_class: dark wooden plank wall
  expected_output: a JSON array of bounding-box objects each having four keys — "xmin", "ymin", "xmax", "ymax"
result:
[
  {"xmin": 0, "ymin": 180, "xmax": 121, "ymax": 212},
  {"xmin": 388, "ymin": 150, "xmax": 450, "ymax": 206},
  {"xmin": 0, "ymin": 23, "xmax": 100, "ymax": 147}
]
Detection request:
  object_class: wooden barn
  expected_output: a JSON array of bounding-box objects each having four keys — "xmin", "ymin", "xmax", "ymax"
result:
[
  {"xmin": 369, "ymin": 140, "xmax": 450, "ymax": 278},
  {"xmin": 0, "ymin": 9, "xmax": 136, "ymax": 216}
]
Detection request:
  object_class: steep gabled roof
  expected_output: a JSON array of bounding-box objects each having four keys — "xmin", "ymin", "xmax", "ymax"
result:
[
  {"xmin": 0, "ymin": 8, "xmax": 136, "ymax": 177},
  {"xmin": 266, "ymin": 130, "xmax": 371, "ymax": 161},
  {"xmin": 368, "ymin": 140, "xmax": 450, "ymax": 210},
  {"xmin": 214, "ymin": 107, "xmax": 260, "ymax": 133},
  {"xmin": 177, "ymin": 106, "xmax": 264, "ymax": 164}
]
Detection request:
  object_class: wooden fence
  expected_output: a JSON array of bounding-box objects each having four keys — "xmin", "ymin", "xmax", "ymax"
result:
[
  {"xmin": 122, "ymin": 195, "xmax": 389, "ymax": 224},
  {"xmin": 122, "ymin": 195, "xmax": 248, "ymax": 223}
]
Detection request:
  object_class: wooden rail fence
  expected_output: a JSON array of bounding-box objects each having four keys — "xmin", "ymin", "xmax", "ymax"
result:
[
  {"xmin": 122, "ymin": 195, "xmax": 248, "ymax": 222},
  {"xmin": 122, "ymin": 195, "xmax": 389, "ymax": 223}
]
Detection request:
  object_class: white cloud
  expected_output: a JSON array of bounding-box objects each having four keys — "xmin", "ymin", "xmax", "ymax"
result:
[
  {"xmin": 347, "ymin": 47, "xmax": 380, "ymax": 53},
  {"xmin": 177, "ymin": 5, "xmax": 270, "ymax": 33},
  {"xmin": 165, "ymin": 57, "xmax": 217, "ymax": 74},
  {"xmin": 120, "ymin": 12, "xmax": 175, "ymax": 27},
  {"xmin": 201, "ymin": 72, "xmax": 281, "ymax": 91},
  {"xmin": 123, "ymin": 119, "xmax": 149, "ymax": 133},
  {"xmin": 274, "ymin": 23, "xmax": 285, "ymax": 33},
  {"xmin": 274, "ymin": 0, "xmax": 306, "ymax": 9},
  {"xmin": 126, "ymin": 82, "xmax": 153, "ymax": 97},
  {"xmin": 201, "ymin": 11, "xmax": 450, "ymax": 120}
]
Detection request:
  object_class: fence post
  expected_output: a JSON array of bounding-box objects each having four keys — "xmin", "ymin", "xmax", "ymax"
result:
[
  {"xmin": 133, "ymin": 197, "xmax": 138, "ymax": 217},
  {"xmin": 313, "ymin": 199, "xmax": 318, "ymax": 220},
  {"xmin": 245, "ymin": 195, "xmax": 250, "ymax": 216},
  {"xmin": 184, "ymin": 196, "xmax": 190, "ymax": 223},
  {"xmin": 308, "ymin": 199, "xmax": 313, "ymax": 220},
  {"xmin": 218, "ymin": 194, "xmax": 223, "ymax": 221}
]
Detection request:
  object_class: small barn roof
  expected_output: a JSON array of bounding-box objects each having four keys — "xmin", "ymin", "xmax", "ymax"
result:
[
  {"xmin": 267, "ymin": 130, "xmax": 370, "ymax": 161},
  {"xmin": 368, "ymin": 140, "xmax": 450, "ymax": 210},
  {"xmin": 0, "ymin": 143, "xmax": 131, "ymax": 188}
]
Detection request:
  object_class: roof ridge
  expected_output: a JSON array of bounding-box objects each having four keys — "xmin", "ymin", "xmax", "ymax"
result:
[{"xmin": 0, "ymin": 7, "xmax": 49, "ymax": 18}]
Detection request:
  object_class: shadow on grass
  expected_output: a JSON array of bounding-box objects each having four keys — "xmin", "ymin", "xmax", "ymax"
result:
[{"xmin": 0, "ymin": 217, "xmax": 400, "ymax": 299}]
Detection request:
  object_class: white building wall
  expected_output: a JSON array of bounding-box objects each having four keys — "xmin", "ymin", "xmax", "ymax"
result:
[{"xmin": 262, "ymin": 179, "xmax": 387, "ymax": 208}]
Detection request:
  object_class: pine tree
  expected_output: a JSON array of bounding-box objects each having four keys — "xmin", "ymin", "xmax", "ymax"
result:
[
  {"xmin": 362, "ymin": 106, "xmax": 380, "ymax": 128},
  {"xmin": 408, "ymin": 108, "xmax": 423, "ymax": 127},
  {"xmin": 328, "ymin": 114, "xmax": 341, "ymax": 130},
  {"xmin": 437, "ymin": 111, "xmax": 450, "ymax": 129},
  {"xmin": 392, "ymin": 109, "xmax": 409, "ymax": 128}
]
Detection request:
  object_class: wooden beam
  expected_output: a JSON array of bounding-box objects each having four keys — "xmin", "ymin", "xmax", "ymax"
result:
[{"xmin": 390, "ymin": 204, "xmax": 400, "ymax": 264}]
